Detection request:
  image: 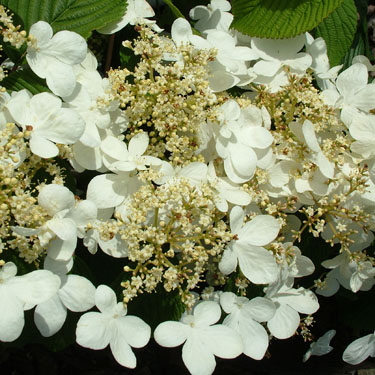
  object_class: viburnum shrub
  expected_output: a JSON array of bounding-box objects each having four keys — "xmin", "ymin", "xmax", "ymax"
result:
[{"xmin": 0, "ymin": 0, "xmax": 375, "ymax": 373}]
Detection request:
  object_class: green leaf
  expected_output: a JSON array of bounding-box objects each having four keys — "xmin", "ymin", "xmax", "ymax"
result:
[
  {"xmin": 0, "ymin": 38, "xmax": 27, "ymax": 65},
  {"xmin": 340, "ymin": 0, "xmax": 372, "ymax": 70},
  {"xmin": 314, "ymin": 0, "xmax": 357, "ymax": 67},
  {"xmin": 119, "ymin": 46, "xmax": 140, "ymax": 71},
  {"xmin": 1, "ymin": 68, "xmax": 50, "ymax": 94},
  {"xmin": 231, "ymin": 0, "xmax": 344, "ymax": 39},
  {"xmin": 0, "ymin": 0, "xmax": 127, "ymax": 39}
]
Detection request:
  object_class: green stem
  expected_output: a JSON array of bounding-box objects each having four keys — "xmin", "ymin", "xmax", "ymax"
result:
[
  {"xmin": 163, "ymin": 0, "xmax": 185, "ymax": 19},
  {"xmin": 154, "ymin": 207, "xmax": 159, "ymax": 226}
]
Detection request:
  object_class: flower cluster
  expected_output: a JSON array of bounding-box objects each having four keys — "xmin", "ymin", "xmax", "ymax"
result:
[{"xmin": 1, "ymin": 0, "xmax": 375, "ymax": 373}]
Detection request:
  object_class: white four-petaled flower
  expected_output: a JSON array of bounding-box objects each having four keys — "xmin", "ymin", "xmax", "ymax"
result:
[
  {"xmin": 27, "ymin": 21, "xmax": 87, "ymax": 97},
  {"xmin": 154, "ymin": 301, "xmax": 243, "ymax": 375},
  {"xmin": 76, "ymin": 284, "xmax": 151, "ymax": 368}
]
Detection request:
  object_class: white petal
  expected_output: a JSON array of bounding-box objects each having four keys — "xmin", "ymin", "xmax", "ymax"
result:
[
  {"xmin": 95, "ymin": 284, "xmax": 117, "ymax": 313},
  {"xmin": 36, "ymin": 107, "xmax": 85, "ymax": 145},
  {"xmin": 47, "ymin": 236, "xmax": 77, "ymax": 261},
  {"xmin": 30, "ymin": 91, "xmax": 62, "ymax": 114},
  {"xmin": 66, "ymin": 200, "xmax": 97, "ymax": 227},
  {"xmin": 0, "ymin": 288, "xmax": 25, "ymax": 342},
  {"xmin": 128, "ymin": 132, "xmax": 149, "ymax": 156},
  {"xmin": 315, "ymin": 152, "xmax": 334, "ymax": 179},
  {"xmin": 236, "ymin": 317, "xmax": 269, "ymax": 360},
  {"xmin": 240, "ymin": 215, "xmax": 280, "ymax": 246},
  {"xmin": 29, "ymin": 134, "xmax": 59, "ymax": 158},
  {"xmin": 44, "ymin": 257, "xmax": 73, "ymax": 275},
  {"xmin": 302, "ymin": 120, "xmax": 320, "ymax": 152},
  {"xmin": 240, "ymin": 126, "xmax": 273, "ymax": 149},
  {"xmin": 45, "ymin": 60, "xmax": 78, "ymax": 97},
  {"xmin": 343, "ymin": 333, "xmax": 375, "ymax": 365},
  {"xmin": 321, "ymin": 88, "xmax": 340, "ymax": 107},
  {"xmin": 204, "ymin": 325, "xmax": 243, "ymax": 358},
  {"xmin": 6, "ymin": 90, "xmax": 33, "ymax": 125},
  {"xmin": 101, "ymin": 135, "xmax": 129, "ymax": 161},
  {"xmin": 34, "ymin": 295, "xmax": 67, "ymax": 337},
  {"xmin": 267, "ymin": 303, "xmax": 300, "ymax": 339},
  {"xmin": 87, "ymin": 174, "xmax": 128, "ymax": 209},
  {"xmin": 48, "ymin": 30, "xmax": 87, "ymax": 65},
  {"xmin": 97, "ymin": 13, "xmax": 132, "ymax": 34},
  {"xmin": 350, "ymin": 84, "xmax": 375, "ymax": 111},
  {"xmin": 182, "ymin": 334, "xmax": 217, "ymax": 375},
  {"xmin": 236, "ymin": 243, "xmax": 278, "ymax": 284},
  {"xmin": 220, "ymin": 292, "xmax": 240, "ymax": 314},
  {"xmin": 229, "ymin": 142, "xmax": 257, "ymax": 179},
  {"xmin": 0, "ymin": 262, "xmax": 17, "ymax": 279},
  {"xmin": 218, "ymin": 247, "xmax": 238, "ymax": 275},
  {"xmin": 110, "ymin": 336, "xmax": 137, "ymax": 368},
  {"xmin": 194, "ymin": 301, "xmax": 221, "ymax": 327},
  {"xmin": 76, "ymin": 312, "xmax": 111, "ymax": 349},
  {"xmin": 9, "ymin": 270, "xmax": 61, "ymax": 305},
  {"xmin": 294, "ymin": 255, "xmax": 315, "ymax": 277},
  {"xmin": 254, "ymin": 60, "xmax": 281, "ymax": 77},
  {"xmin": 73, "ymin": 142, "xmax": 103, "ymax": 170},
  {"xmin": 29, "ymin": 21, "xmax": 53, "ymax": 46},
  {"xmin": 219, "ymin": 181, "xmax": 251, "ymax": 206},
  {"xmin": 59, "ymin": 274, "xmax": 96, "ymax": 312},
  {"xmin": 38, "ymin": 184, "xmax": 75, "ymax": 216},
  {"xmin": 349, "ymin": 116, "xmax": 375, "ymax": 142},
  {"xmin": 154, "ymin": 321, "xmax": 188, "ymax": 347},
  {"xmin": 336, "ymin": 63, "xmax": 368, "ymax": 98},
  {"xmin": 47, "ymin": 218, "xmax": 77, "ymax": 241},
  {"xmin": 115, "ymin": 315, "xmax": 151, "ymax": 348},
  {"xmin": 209, "ymin": 69, "xmax": 239, "ymax": 92},
  {"xmin": 172, "ymin": 18, "xmax": 193, "ymax": 45},
  {"xmin": 272, "ymin": 287, "xmax": 319, "ymax": 314},
  {"xmin": 230, "ymin": 206, "xmax": 244, "ymax": 234},
  {"xmin": 286, "ymin": 53, "xmax": 312, "ymax": 72},
  {"xmin": 26, "ymin": 50, "xmax": 49, "ymax": 78},
  {"xmin": 245, "ymin": 297, "xmax": 276, "ymax": 322}
]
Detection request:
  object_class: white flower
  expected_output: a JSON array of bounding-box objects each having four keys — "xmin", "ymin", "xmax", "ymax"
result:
[
  {"xmin": 0, "ymin": 262, "xmax": 60, "ymax": 342},
  {"xmin": 12, "ymin": 184, "xmax": 79, "ymax": 261},
  {"xmin": 251, "ymin": 35, "xmax": 312, "ymax": 77},
  {"xmin": 189, "ymin": 0, "xmax": 233, "ymax": 33},
  {"xmin": 154, "ymin": 301, "xmax": 243, "ymax": 375},
  {"xmin": 153, "ymin": 161, "xmax": 208, "ymax": 186},
  {"xmin": 321, "ymin": 63, "xmax": 375, "ymax": 126},
  {"xmin": 278, "ymin": 244, "xmax": 315, "ymax": 284},
  {"xmin": 289, "ymin": 120, "xmax": 335, "ymax": 179},
  {"xmin": 7, "ymin": 90, "xmax": 85, "ymax": 158},
  {"xmin": 37, "ymin": 185, "xmax": 78, "ymax": 261},
  {"xmin": 303, "ymin": 329, "xmax": 336, "ymax": 362},
  {"xmin": 34, "ymin": 257, "xmax": 96, "ymax": 337},
  {"xmin": 101, "ymin": 133, "xmax": 161, "ymax": 172},
  {"xmin": 214, "ymin": 101, "xmax": 274, "ymax": 184},
  {"xmin": 87, "ymin": 172, "xmax": 142, "ymax": 209},
  {"xmin": 191, "ymin": 29, "xmax": 257, "ymax": 82},
  {"xmin": 220, "ymin": 292, "xmax": 276, "ymax": 360},
  {"xmin": 343, "ymin": 331, "xmax": 375, "ymax": 365},
  {"xmin": 219, "ymin": 206, "xmax": 279, "ymax": 284},
  {"xmin": 97, "ymin": 0, "xmax": 155, "ymax": 34},
  {"xmin": 265, "ymin": 281, "xmax": 319, "ymax": 339},
  {"xmin": 76, "ymin": 284, "xmax": 151, "ymax": 368},
  {"xmin": 27, "ymin": 21, "xmax": 87, "ymax": 97}
]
